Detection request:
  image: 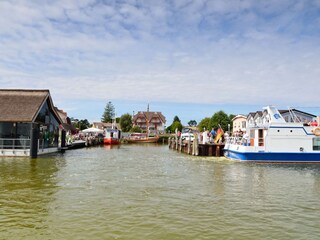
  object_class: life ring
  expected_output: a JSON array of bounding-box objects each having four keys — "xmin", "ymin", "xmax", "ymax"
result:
[{"xmin": 313, "ymin": 127, "xmax": 320, "ymax": 136}]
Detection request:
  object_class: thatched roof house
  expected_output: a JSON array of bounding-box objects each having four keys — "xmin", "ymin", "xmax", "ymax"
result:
[
  {"xmin": 0, "ymin": 89, "xmax": 64, "ymax": 157},
  {"xmin": 132, "ymin": 111, "xmax": 166, "ymax": 133},
  {"xmin": 0, "ymin": 89, "xmax": 62, "ymax": 123}
]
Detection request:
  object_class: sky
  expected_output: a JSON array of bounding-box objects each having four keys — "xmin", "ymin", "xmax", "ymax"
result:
[{"xmin": 1, "ymin": 0, "xmax": 320, "ymax": 125}]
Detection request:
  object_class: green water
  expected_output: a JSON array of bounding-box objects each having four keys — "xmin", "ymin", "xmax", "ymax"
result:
[{"xmin": 0, "ymin": 144, "xmax": 319, "ymax": 239}]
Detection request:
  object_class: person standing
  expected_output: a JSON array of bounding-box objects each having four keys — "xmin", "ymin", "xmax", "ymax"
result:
[{"xmin": 210, "ymin": 128, "xmax": 216, "ymax": 142}]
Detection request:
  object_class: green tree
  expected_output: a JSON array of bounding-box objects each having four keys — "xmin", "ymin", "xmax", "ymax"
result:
[
  {"xmin": 120, "ymin": 113, "xmax": 132, "ymax": 132},
  {"xmin": 171, "ymin": 121, "xmax": 183, "ymax": 132},
  {"xmin": 173, "ymin": 116, "xmax": 181, "ymax": 123},
  {"xmin": 210, "ymin": 110, "xmax": 231, "ymax": 131},
  {"xmin": 188, "ymin": 120, "xmax": 197, "ymax": 127},
  {"xmin": 166, "ymin": 115, "xmax": 182, "ymax": 133},
  {"xmin": 71, "ymin": 118, "xmax": 91, "ymax": 130},
  {"xmin": 166, "ymin": 126, "xmax": 172, "ymax": 133},
  {"xmin": 198, "ymin": 117, "xmax": 210, "ymax": 131},
  {"xmin": 101, "ymin": 101, "xmax": 115, "ymax": 123},
  {"xmin": 130, "ymin": 125, "xmax": 142, "ymax": 133}
]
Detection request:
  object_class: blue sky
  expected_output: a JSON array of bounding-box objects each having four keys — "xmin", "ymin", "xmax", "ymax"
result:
[{"xmin": 1, "ymin": 0, "xmax": 320, "ymax": 125}]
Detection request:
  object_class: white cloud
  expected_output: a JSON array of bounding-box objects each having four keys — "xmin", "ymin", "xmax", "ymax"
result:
[{"xmin": 1, "ymin": 0, "xmax": 320, "ymax": 117}]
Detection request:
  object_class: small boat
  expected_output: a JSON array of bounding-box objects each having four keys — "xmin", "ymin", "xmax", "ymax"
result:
[
  {"xmin": 126, "ymin": 133, "xmax": 159, "ymax": 143},
  {"xmin": 223, "ymin": 106, "xmax": 320, "ymax": 163},
  {"xmin": 67, "ymin": 140, "xmax": 87, "ymax": 149},
  {"xmin": 104, "ymin": 128, "xmax": 121, "ymax": 145}
]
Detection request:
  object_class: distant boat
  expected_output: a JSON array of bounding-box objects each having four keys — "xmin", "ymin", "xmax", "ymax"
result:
[
  {"xmin": 126, "ymin": 133, "xmax": 159, "ymax": 143},
  {"xmin": 104, "ymin": 128, "xmax": 121, "ymax": 145},
  {"xmin": 224, "ymin": 105, "xmax": 320, "ymax": 162}
]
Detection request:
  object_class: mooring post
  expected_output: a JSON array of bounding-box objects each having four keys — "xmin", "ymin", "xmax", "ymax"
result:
[
  {"xmin": 193, "ymin": 133, "xmax": 199, "ymax": 156},
  {"xmin": 30, "ymin": 123, "xmax": 39, "ymax": 158},
  {"xmin": 175, "ymin": 136, "xmax": 178, "ymax": 150}
]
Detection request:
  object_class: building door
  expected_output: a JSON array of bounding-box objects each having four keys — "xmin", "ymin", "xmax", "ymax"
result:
[{"xmin": 258, "ymin": 129, "xmax": 264, "ymax": 146}]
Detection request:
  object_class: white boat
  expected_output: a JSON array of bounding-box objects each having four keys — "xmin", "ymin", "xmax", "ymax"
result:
[
  {"xmin": 103, "ymin": 116, "xmax": 121, "ymax": 145},
  {"xmin": 223, "ymin": 106, "xmax": 320, "ymax": 162}
]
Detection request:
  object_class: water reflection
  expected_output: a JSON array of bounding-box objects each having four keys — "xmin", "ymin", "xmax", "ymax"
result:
[{"xmin": 103, "ymin": 144, "xmax": 121, "ymax": 150}]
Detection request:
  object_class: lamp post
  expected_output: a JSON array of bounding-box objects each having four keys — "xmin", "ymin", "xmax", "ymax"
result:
[{"xmin": 228, "ymin": 124, "xmax": 230, "ymax": 135}]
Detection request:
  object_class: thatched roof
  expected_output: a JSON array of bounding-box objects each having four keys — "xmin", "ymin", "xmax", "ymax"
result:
[
  {"xmin": 132, "ymin": 111, "xmax": 166, "ymax": 123},
  {"xmin": 0, "ymin": 89, "xmax": 62, "ymax": 123}
]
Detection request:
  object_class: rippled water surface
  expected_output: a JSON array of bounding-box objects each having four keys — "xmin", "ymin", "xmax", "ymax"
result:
[{"xmin": 1, "ymin": 144, "xmax": 320, "ymax": 239}]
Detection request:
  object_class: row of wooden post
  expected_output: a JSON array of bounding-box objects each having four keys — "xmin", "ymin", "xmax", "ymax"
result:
[
  {"xmin": 168, "ymin": 134, "xmax": 224, "ymax": 157},
  {"xmin": 168, "ymin": 135, "xmax": 199, "ymax": 156}
]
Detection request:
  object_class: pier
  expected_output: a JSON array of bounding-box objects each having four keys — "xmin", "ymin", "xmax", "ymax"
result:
[{"xmin": 168, "ymin": 136, "xmax": 224, "ymax": 157}]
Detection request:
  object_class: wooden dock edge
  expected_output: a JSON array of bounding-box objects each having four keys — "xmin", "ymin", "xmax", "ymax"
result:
[{"xmin": 168, "ymin": 137, "xmax": 224, "ymax": 157}]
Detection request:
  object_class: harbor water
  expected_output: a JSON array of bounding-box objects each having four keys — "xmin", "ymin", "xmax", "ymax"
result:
[{"xmin": 1, "ymin": 144, "xmax": 320, "ymax": 239}]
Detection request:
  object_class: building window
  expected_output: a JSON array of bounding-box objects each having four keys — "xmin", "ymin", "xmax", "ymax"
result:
[
  {"xmin": 16, "ymin": 123, "xmax": 31, "ymax": 138},
  {"xmin": 0, "ymin": 122, "xmax": 14, "ymax": 138}
]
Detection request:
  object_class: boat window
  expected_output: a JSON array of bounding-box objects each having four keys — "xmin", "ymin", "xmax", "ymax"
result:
[
  {"xmin": 313, "ymin": 138, "xmax": 320, "ymax": 151},
  {"xmin": 250, "ymin": 129, "xmax": 255, "ymax": 138}
]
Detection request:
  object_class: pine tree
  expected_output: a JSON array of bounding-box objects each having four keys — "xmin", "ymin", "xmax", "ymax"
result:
[{"xmin": 101, "ymin": 101, "xmax": 115, "ymax": 123}]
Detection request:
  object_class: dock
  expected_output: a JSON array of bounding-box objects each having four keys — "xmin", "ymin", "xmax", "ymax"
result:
[{"xmin": 168, "ymin": 136, "xmax": 224, "ymax": 157}]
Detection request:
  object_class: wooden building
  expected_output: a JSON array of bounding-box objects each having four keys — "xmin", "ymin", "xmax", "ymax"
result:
[
  {"xmin": 0, "ymin": 89, "xmax": 64, "ymax": 157},
  {"xmin": 132, "ymin": 111, "xmax": 166, "ymax": 134}
]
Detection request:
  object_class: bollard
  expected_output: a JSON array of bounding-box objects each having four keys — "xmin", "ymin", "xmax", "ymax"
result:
[{"xmin": 176, "ymin": 137, "xmax": 178, "ymax": 150}]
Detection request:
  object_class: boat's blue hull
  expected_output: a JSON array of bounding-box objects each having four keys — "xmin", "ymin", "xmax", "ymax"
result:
[{"xmin": 224, "ymin": 149, "xmax": 320, "ymax": 163}]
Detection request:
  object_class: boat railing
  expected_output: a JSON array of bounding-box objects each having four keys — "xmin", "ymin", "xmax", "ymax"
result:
[
  {"xmin": 247, "ymin": 123, "xmax": 270, "ymax": 128},
  {"xmin": 37, "ymin": 139, "xmax": 58, "ymax": 150},
  {"xmin": 0, "ymin": 138, "xmax": 31, "ymax": 150},
  {"xmin": 226, "ymin": 136, "xmax": 249, "ymax": 146}
]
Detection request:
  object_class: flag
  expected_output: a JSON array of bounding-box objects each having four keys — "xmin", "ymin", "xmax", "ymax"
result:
[{"xmin": 214, "ymin": 127, "xmax": 224, "ymax": 143}]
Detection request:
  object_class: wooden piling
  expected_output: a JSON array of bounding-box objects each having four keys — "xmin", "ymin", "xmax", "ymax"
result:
[{"xmin": 168, "ymin": 133, "xmax": 223, "ymax": 157}]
